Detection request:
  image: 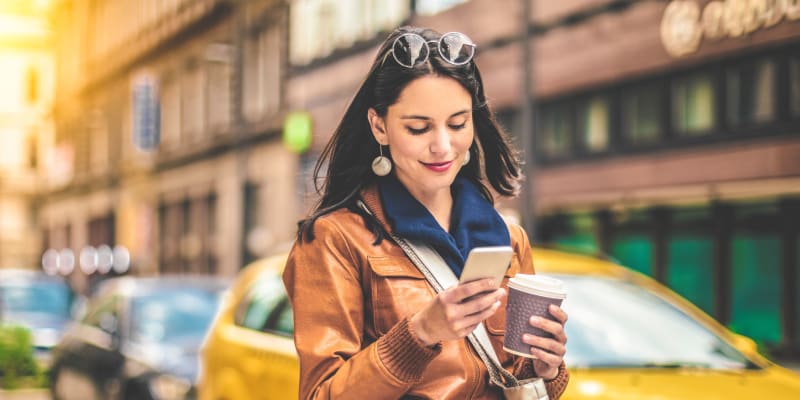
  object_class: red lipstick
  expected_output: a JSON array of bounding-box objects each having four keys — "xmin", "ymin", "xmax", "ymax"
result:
[{"xmin": 422, "ymin": 160, "xmax": 453, "ymax": 172}]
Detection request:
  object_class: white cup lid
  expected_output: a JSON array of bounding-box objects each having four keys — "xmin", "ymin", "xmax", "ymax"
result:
[{"xmin": 508, "ymin": 274, "xmax": 566, "ymax": 299}]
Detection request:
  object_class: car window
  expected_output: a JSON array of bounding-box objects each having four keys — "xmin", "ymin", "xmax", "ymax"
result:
[
  {"xmin": 264, "ymin": 300, "xmax": 293, "ymax": 337},
  {"xmin": 0, "ymin": 281, "xmax": 72, "ymax": 317},
  {"xmin": 235, "ymin": 274, "xmax": 287, "ymax": 333},
  {"xmin": 130, "ymin": 288, "xmax": 222, "ymax": 345},
  {"xmin": 557, "ymin": 274, "xmax": 754, "ymax": 370}
]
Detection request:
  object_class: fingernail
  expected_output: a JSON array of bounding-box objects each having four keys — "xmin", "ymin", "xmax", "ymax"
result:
[{"xmin": 523, "ymin": 334, "xmax": 531, "ymax": 341}]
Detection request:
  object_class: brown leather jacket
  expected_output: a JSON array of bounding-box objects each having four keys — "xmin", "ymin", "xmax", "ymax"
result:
[{"xmin": 283, "ymin": 186, "xmax": 569, "ymax": 399}]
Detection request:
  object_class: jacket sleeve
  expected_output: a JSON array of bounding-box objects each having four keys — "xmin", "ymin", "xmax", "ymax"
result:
[
  {"xmin": 507, "ymin": 224, "xmax": 570, "ymax": 399},
  {"xmin": 282, "ymin": 217, "xmax": 440, "ymax": 400}
]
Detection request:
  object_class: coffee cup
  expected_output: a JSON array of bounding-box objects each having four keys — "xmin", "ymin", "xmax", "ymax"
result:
[{"xmin": 503, "ymin": 274, "xmax": 566, "ymax": 358}]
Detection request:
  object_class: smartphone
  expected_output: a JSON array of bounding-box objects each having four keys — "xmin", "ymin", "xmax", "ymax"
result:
[{"xmin": 459, "ymin": 246, "xmax": 514, "ymax": 287}]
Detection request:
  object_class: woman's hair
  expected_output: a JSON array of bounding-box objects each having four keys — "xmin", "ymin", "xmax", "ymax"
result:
[{"xmin": 298, "ymin": 26, "xmax": 522, "ymax": 242}]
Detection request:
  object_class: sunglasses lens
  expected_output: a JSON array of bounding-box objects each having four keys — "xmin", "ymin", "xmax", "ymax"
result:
[
  {"xmin": 392, "ymin": 34, "xmax": 430, "ymax": 68},
  {"xmin": 438, "ymin": 32, "xmax": 475, "ymax": 65}
]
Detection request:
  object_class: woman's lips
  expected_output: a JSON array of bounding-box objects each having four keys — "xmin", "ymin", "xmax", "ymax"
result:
[{"xmin": 421, "ymin": 160, "xmax": 453, "ymax": 172}]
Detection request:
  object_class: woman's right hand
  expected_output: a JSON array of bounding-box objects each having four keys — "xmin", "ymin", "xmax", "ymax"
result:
[{"xmin": 410, "ymin": 278, "xmax": 506, "ymax": 346}]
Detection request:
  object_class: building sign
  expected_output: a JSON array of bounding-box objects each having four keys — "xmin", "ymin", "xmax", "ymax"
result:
[
  {"xmin": 132, "ymin": 74, "xmax": 160, "ymax": 152},
  {"xmin": 661, "ymin": 0, "xmax": 800, "ymax": 57},
  {"xmin": 283, "ymin": 111, "xmax": 313, "ymax": 154}
]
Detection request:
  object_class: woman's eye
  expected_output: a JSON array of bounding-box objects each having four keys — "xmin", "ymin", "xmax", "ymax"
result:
[
  {"xmin": 407, "ymin": 126, "xmax": 429, "ymax": 135},
  {"xmin": 449, "ymin": 122, "xmax": 467, "ymax": 130}
]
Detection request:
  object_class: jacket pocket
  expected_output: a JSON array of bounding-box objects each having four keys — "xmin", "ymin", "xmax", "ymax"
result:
[{"xmin": 368, "ymin": 256, "xmax": 432, "ymax": 335}]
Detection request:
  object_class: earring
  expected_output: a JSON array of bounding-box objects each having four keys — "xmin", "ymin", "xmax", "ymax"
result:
[
  {"xmin": 462, "ymin": 150, "xmax": 471, "ymax": 166},
  {"xmin": 372, "ymin": 145, "xmax": 392, "ymax": 176}
]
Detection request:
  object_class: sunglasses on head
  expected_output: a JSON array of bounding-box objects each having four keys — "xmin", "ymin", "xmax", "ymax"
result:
[{"xmin": 381, "ymin": 32, "xmax": 476, "ymax": 68}]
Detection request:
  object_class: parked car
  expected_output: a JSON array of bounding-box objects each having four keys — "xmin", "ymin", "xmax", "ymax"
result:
[
  {"xmin": 0, "ymin": 269, "xmax": 77, "ymax": 366},
  {"xmin": 198, "ymin": 248, "xmax": 800, "ymax": 400},
  {"xmin": 49, "ymin": 275, "xmax": 230, "ymax": 400}
]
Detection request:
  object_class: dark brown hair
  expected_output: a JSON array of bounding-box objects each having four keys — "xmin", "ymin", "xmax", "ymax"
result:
[{"xmin": 298, "ymin": 26, "xmax": 522, "ymax": 242}]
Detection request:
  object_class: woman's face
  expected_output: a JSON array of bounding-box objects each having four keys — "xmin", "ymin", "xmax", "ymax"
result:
[{"xmin": 369, "ymin": 75, "xmax": 474, "ymax": 201}]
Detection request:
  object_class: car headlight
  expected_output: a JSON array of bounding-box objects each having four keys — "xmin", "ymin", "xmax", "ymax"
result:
[{"xmin": 148, "ymin": 374, "xmax": 192, "ymax": 400}]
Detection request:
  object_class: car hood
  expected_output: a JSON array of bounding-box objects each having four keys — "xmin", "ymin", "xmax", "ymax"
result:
[{"xmin": 565, "ymin": 366, "xmax": 800, "ymax": 399}]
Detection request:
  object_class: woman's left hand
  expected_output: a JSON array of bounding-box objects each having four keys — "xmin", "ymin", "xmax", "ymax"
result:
[{"xmin": 523, "ymin": 304, "xmax": 568, "ymax": 380}]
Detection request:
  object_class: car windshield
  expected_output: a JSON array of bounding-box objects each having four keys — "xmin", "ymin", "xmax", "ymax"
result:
[
  {"xmin": 0, "ymin": 281, "xmax": 71, "ymax": 317},
  {"xmin": 558, "ymin": 274, "xmax": 754, "ymax": 370},
  {"xmin": 130, "ymin": 288, "xmax": 222, "ymax": 345}
]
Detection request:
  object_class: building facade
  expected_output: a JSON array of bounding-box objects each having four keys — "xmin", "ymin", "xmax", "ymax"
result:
[
  {"xmin": 42, "ymin": 0, "xmax": 800, "ymax": 358},
  {"xmin": 284, "ymin": 0, "xmax": 800, "ymax": 359},
  {"xmin": 0, "ymin": 0, "xmax": 55, "ymax": 269},
  {"xmin": 43, "ymin": 0, "xmax": 298, "ymax": 293}
]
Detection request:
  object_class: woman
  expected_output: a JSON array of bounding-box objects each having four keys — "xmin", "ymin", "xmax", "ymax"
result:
[{"xmin": 283, "ymin": 26, "xmax": 569, "ymax": 399}]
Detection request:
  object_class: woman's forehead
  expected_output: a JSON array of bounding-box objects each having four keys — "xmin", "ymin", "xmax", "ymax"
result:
[{"xmin": 389, "ymin": 76, "xmax": 472, "ymax": 118}]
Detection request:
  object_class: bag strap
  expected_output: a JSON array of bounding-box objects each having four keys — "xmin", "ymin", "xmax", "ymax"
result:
[{"xmin": 354, "ymin": 200, "xmax": 518, "ymax": 388}]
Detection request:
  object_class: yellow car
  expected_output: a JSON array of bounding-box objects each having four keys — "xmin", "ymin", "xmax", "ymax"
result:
[{"xmin": 198, "ymin": 248, "xmax": 800, "ymax": 399}]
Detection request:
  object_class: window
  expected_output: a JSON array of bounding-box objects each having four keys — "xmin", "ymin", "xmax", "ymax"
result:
[
  {"xmin": 415, "ymin": 0, "xmax": 469, "ymax": 15},
  {"xmin": 726, "ymin": 59, "xmax": 776, "ymax": 126},
  {"xmin": 243, "ymin": 26, "xmax": 281, "ymax": 122},
  {"xmin": 539, "ymin": 103, "xmax": 572, "ymax": 158},
  {"xmin": 181, "ymin": 65, "xmax": 206, "ymax": 141},
  {"xmin": 289, "ymin": 0, "xmax": 410, "ymax": 65},
  {"xmin": 206, "ymin": 55, "xmax": 231, "ymax": 132},
  {"xmin": 235, "ymin": 275, "xmax": 290, "ymax": 335},
  {"xmin": 729, "ymin": 203, "xmax": 783, "ymax": 346},
  {"xmin": 576, "ymin": 96, "xmax": 610, "ymax": 152},
  {"xmin": 25, "ymin": 66, "xmax": 38, "ymax": 104},
  {"xmin": 160, "ymin": 78, "xmax": 181, "ymax": 147},
  {"xmin": 666, "ymin": 210, "xmax": 715, "ymax": 316},
  {"xmin": 672, "ymin": 73, "xmax": 715, "ymax": 135},
  {"xmin": 622, "ymin": 83, "xmax": 662, "ymax": 145},
  {"xmin": 791, "ymin": 56, "xmax": 800, "ymax": 117}
]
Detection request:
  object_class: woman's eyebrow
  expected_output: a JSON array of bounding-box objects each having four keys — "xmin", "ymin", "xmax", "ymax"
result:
[{"xmin": 400, "ymin": 109, "xmax": 470, "ymax": 120}]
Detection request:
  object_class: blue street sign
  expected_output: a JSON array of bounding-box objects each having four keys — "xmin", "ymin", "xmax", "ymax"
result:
[{"xmin": 132, "ymin": 76, "xmax": 160, "ymax": 152}]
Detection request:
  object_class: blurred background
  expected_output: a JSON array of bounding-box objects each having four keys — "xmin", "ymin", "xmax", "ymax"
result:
[{"xmin": 1, "ymin": 0, "xmax": 799, "ymax": 391}]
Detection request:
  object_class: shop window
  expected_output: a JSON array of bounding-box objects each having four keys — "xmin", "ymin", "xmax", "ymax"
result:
[
  {"xmin": 672, "ymin": 73, "xmax": 715, "ymax": 135},
  {"xmin": 791, "ymin": 56, "xmax": 800, "ymax": 117},
  {"xmin": 540, "ymin": 103, "xmax": 572, "ymax": 158},
  {"xmin": 611, "ymin": 233, "xmax": 653, "ymax": 276},
  {"xmin": 546, "ymin": 213, "xmax": 599, "ymax": 254},
  {"xmin": 667, "ymin": 233, "xmax": 714, "ymax": 316},
  {"xmin": 730, "ymin": 231, "xmax": 782, "ymax": 346},
  {"xmin": 726, "ymin": 59, "xmax": 776, "ymax": 126},
  {"xmin": 796, "ymin": 236, "xmax": 800, "ymax": 344},
  {"xmin": 576, "ymin": 96, "xmax": 610, "ymax": 152},
  {"xmin": 622, "ymin": 83, "xmax": 662, "ymax": 145}
]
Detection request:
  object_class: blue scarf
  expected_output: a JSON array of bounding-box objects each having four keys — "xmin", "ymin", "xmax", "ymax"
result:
[{"xmin": 379, "ymin": 175, "xmax": 510, "ymax": 277}]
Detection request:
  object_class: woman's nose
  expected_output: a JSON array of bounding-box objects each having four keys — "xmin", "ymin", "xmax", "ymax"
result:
[{"xmin": 429, "ymin": 126, "xmax": 451, "ymax": 154}]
